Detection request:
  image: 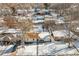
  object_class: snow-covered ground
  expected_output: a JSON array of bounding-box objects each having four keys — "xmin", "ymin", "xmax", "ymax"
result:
[
  {"xmin": 0, "ymin": 28, "xmax": 78, "ymax": 56},
  {"xmin": 16, "ymin": 40, "xmax": 79, "ymax": 56},
  {"xmin": 1, "ymin": 40, "xmax": 79, "ymax": 56}
]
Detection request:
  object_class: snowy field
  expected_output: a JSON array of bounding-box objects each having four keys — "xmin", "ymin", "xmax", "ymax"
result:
[{"xmin": 0, "ymin": 40, "xmax": 79, "ymax": 56}]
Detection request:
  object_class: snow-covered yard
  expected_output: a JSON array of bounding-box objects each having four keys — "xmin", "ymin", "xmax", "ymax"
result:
[
  {"xmin": 0, "ymin": 40, "xmax": 79, "ymax": 56},
  {"xmin": 0, "ymin": 28, "xmax": 78, "ymax": 56},
  {"xmin": 17, "ymin": 40, "xmax": 79, "ymax": 56}
]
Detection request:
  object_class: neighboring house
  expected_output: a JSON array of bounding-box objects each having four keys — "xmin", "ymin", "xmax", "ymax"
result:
[
  {"xmin": 0, "ymin": 9, "xmax": 12, "ymax": 16},
  {"xmin": 24, "ymin": 32, "xmax": 40, "ymax": 42},
  {"xmin": 52, "ymin": 30, "xmax": 75, "ymax": 41},
  {"xmin": 16, "ymin": 9, "xmax": 27, "ymax": 16},
  {"xmin": 23, "ymin": 32, "xmax": 52, "ymax": 42}
]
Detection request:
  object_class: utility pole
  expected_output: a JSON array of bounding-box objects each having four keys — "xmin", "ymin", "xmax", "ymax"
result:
[{"xmin": 36, "ymin": 38, "xmax": 39, "ymax": 56}]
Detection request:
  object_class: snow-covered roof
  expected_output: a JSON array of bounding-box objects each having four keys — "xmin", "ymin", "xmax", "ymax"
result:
[
  {"xmin": 75, "ymin": 27, "xmax": 79, "ymax": 32},
  {"xmin": 33, "ymin": 15, "xmax": 44, "ymax": 20},
  {"xmin": 53, "ymin": 30, "xmax": 67, "ymax": 37},
  {"xmin": 16, "ymin": 9, "xmax": 27, "ymax": 13},
  {"xmin": 28, "ymin": 9, "xmax": 35, "ymax": 12},
  {"xmin": 53, "ymin": 30, "xmax": 74, "ymax": 38},
  {"xmin": 38, "ymin": 32, "xmax": 50, "ymax": 39},
  {"xmin": 51, "ymin": 12, "xmax": 58, "ymax": 17},
  {"xmin": 55, "ymin": 19, "xmax": 65, "ymax": 24},
  {"xmin": 45, "ymin": 15, "xmax": 53, "ymax": 18},
  {"xmin": 5, "ymin": 29, "xmax": 19, "ymax": 33},
  {"xmin": 32, "ymin": 20, "xmax": 44, "ymax": 23},
  {"xmin": 58, "ymin": 16, "xmax": 64, "ymax": 20},
  {"xmin": 15, "ymin": 16, "xmax": 27, "ymax": 19},
  {"xmin": 42, "ymin": 9, "xmax": 49, "ymax": 12},
  {"xmin": 0, "ymin": 27, "xmax": 7, "ymax": 33}
]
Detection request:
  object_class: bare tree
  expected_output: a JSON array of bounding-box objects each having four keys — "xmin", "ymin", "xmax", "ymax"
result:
[
  {"xmin": 18, "ymin": 19, "xmax": 33, "ymax": 44},
  {"xmin": 3, "ymin": 16, "xmax": 18, "ymax": 28},
  {"xmin": 10, "ymin": 7, "xmax": 16, "ymax": 16},
  {"xmin": 43, "ymin": 20, "xmax": 56, "ymax": 41}
]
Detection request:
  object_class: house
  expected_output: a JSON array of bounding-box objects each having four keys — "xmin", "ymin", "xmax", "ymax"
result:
[
  {"xmin": 24, "ymin": 32, "xmax": 40, "ymax": 42},
  {"xmin": 52, "ymin": 30, "xmax": 76, "ymax": 41},
  {"xmin": 23, "ymin": 32, "xmax": 52, "ymax": 42},
  {"xmin": 0, "ymin": 9, "xmax": 12, "ymax": 16},
  {"xmin": 16, "ymin": 9, "xmax": 28, "ymax": 16}
]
